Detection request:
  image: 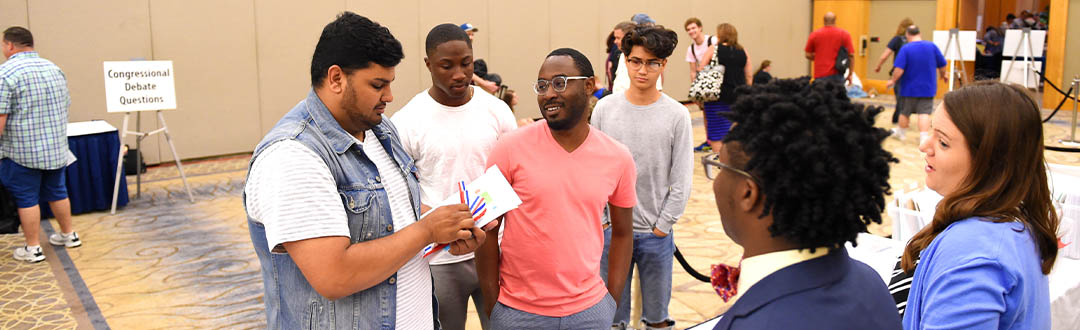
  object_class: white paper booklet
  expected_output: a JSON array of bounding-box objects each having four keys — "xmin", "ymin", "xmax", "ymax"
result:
[{"xmin": 421, "ymin": 165, "xmax": 521, "ymax": 257}]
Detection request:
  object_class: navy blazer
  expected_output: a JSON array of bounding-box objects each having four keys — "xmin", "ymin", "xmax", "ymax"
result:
[{"xmin": 713, "ymin": 248, "xmax": 902, "ymax": 330}]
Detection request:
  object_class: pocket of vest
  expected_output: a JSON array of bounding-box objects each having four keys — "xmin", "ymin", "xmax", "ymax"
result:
[
  {"xmin": 340, "ymin": 189, "xmax": 375, "ymax": 214},
  {"xmin": 307, "ymin": 301, "xmax": 319, "ymax": 330}
]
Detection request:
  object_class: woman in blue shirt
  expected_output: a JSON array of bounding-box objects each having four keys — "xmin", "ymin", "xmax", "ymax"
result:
[{"xmin": 901, "ymin": 81, "xmax": 1059, "ymax": 329}]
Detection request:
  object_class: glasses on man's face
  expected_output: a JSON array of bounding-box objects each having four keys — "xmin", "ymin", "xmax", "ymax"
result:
[
  {"xmin": 533, "ymin": 76, "xmax": 589, "ymax": 94},
  {"xmin": 626, "ymin": 57, "xmax": 664, "ymax": 73},
  {"xmin": 702, "ymin": 153, "xmax": 758, "ymax": 183}
]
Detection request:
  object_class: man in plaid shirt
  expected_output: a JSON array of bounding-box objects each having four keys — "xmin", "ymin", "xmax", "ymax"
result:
[{"xmin": 0, "ymin": 26, "xmax": 82, "ymax": 263}]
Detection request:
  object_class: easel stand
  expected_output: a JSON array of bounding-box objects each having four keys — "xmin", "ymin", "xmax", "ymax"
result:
[
  {"xmin": 942, "ymin": 28, "xmax": 969, "ymax": 91},
  {"xmin": 1061, "ymin": 77, "xmax": 1080, "ymax": 147},
  {"xmin": 1002, "ymin": 28, "xmax": 1037, "ymax": 89},
  {"xmin": 110, "ymin": 110, "xmax": 194, "ymax": 214}
]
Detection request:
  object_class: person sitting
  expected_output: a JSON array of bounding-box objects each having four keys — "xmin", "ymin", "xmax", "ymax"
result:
[
  {"xmin": 899, "ymin": 81, "xmax": 1058, "ymax": 330},
  {"xmin": 704, "ymin": 78, "xmax": 901, "ymax": 329},
  {"xmin": 751, "ymin": 60, "xmax": 772, "ymax": 85}
]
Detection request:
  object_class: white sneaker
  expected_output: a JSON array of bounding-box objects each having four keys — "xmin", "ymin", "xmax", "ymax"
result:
[
  {"xmin": 49, "ymin": 232, "xmax": 82, "ymax": 248},
  {"xmin": 890, "ymin": 128, "xmax": 906, "ymax": 141},
  {"xmin": 13, "ymin": 246, "xmax": 45, "ymax": 263}
]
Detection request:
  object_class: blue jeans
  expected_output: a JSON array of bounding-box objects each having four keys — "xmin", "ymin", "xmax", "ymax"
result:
[
  {"xmin": 489, "ymin": 294, "xmax": 616, "ymax": 330},
  {"xmin": 599, "ymin": 228, "xmax": 676, "ymax": 328}
]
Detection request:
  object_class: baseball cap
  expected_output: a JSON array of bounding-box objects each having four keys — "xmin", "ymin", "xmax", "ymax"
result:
[
  {"xmin": 631, "ymin": 13, "xmax": 655, "ymax": 25},
  {"xmin": 460, "ymin": 23, "xmax": 478, "ymax": 32}
]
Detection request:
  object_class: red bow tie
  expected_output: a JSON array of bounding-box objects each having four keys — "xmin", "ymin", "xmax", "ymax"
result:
[{"xmin": 711, "ymin": 263, "xmax": 741, "ymax": 302}]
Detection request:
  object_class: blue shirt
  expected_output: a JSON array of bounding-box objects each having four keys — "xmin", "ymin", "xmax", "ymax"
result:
[
  {"xmin": 0, "ymin": 51, "xmax": 70, "ymax": 170},
  {"xmin": 894, "ymin": 40, "xmax": 946, "ymax": 98},
  {"xmin": 903, "ymin": 217, "xmax": 1051, "ymax": 330}
]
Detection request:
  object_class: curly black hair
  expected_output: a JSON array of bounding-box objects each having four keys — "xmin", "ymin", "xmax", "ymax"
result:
[
  {"xmin": 723, "ymin": 77, "xmax": 897, "ymax": 249},
  {"xmin": 620, "ymin": 25, "xmax": 679, "ymax": 59},
  {"xmin": 310, "ymin": 12, "xmax": 404, "ymax": 88}
]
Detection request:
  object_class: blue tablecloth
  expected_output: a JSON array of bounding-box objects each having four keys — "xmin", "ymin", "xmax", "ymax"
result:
[{"xmin": 41, "ymin": 130, "xmax": 129, "ymax": 218}]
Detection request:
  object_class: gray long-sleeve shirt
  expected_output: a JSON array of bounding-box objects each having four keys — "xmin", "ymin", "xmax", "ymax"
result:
[{"xmin": 591, "ymin": 91, "xmax": 694, "ymax": 234}]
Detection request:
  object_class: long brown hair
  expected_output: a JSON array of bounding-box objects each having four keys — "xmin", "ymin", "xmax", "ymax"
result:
[
  {"xmin": 895, "ymin": 17, "xmax": 914, "ymax": 36},
  {"xmin": 715, "ymin": 23, "xmax": 742, "ymax": 50},
  {"xmin": 754, "ymin": 60, "xmax": 771, "ymax": 76},
  {"xmin": 901, "ymin": 81, "xmax": 1059, "ymax": 274}
]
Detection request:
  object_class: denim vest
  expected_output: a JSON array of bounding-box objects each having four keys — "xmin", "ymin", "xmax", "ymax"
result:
[{"xmin": 244, "ymin": 90, "xmax": 437, "ymax": 329}]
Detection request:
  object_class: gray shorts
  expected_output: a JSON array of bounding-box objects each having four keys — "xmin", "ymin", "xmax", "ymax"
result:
[{"xmin": 900, "ymin": 97, "xmax": 934, "ymax": 116}]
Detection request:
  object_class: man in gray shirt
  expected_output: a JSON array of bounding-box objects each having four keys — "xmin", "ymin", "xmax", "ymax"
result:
[{"xmin": 593, "ymin": 25, "xmax": 692, "ymax": 330}]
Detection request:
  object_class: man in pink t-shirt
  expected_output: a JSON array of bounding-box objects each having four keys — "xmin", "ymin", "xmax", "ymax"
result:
[
  {"xmin": 476, "ymin": 48, "xmax": 637, "ymax": 329},
  {"xmin": 804, "ymin": 12, "xmax": 854, "ymax": 83}
]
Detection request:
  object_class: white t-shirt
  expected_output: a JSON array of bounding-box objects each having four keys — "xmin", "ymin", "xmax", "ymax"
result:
[
  {"xmin": 245, "ymin": 133, "xmax": 431, "ymax": 329},
  {"xmin": 613, "ymin": 53, "xmax": 663, "ymax": 93},
  {"xmin": 391, "ymin": 86, "xmax": 517, "ymax": 265},
  {"xmin": 358, "ymin": 130, "xmax": 431, "ymax": 329},
  {"xmin": 686, "ymin": 35, "xmax": 718, "ymax": 64}
]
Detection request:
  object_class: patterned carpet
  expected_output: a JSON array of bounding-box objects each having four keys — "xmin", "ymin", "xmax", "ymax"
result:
[{"xmin": 1, "ymin": 96, "xmax": 1077, "ymax": 329}]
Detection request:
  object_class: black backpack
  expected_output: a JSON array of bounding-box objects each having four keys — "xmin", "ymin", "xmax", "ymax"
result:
[
  {"xmin": 835, "ymin": 45, "xmax": 851, "ymax": 74},
  {"xmin": 0, "ymin": 184, "xmax": 20, "ymax": 234}
]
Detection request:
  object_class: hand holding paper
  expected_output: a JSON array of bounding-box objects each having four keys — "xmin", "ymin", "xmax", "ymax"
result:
[
  {"xmin": 422, "ymin": 165, "xmax": 522, "ymax": 258},
  {"xmin": 419, "ymin": 203, "xmax": 475, "ymax": 245}
]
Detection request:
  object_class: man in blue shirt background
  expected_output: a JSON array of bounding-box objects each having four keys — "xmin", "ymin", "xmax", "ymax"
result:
[{"xmin": 887, "ymin": 25, "xmax": 946, "ymax": 145}]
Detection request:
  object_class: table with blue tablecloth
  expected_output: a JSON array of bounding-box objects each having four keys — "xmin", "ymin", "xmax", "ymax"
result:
[{"xmin": 41, "ymin": 120, "xmax": 129, "ymax": 217}]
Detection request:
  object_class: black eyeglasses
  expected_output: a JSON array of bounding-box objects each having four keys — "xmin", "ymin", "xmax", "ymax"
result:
[
  {"xmin": 702, "ymin": 153, "xmax": 758, "ymax": 183},
  {"xmin": 626, "ymin": 57, "xmax": 664, "ymax": 72},
  {"xmin": 533, "ymin": 76, "xmax": 589, "ymax": 94}
]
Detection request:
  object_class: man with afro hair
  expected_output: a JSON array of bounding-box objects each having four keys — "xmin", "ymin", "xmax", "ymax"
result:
[
  {"xmin": 592, "ymin": 25, "xmax": 692, "ymax": 330},
  {"xmin": 704, "ymin": 78, "xmax": 902, "ymax": 329}
]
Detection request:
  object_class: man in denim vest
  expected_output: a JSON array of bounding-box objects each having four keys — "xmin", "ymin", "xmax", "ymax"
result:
[{"xmin": 244, "ymin": 12, "xmax": 491, "ymax": 329}]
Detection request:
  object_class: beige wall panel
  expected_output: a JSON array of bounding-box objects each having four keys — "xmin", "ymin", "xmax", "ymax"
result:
[
  {"xmin": 347, "ymin": 0, "xmax": 422, "ymax": 116},
  {"xmin": 549, "ymin": 0, "xmax": 604, "ymax": 102},
  {"xmin": 690, "ymin": 0, "xmax": 812, "ymax": 81},
  {"xmin": 0, "ymin": 0, "xmax": 28, "ymax": 66},
  {"xmin": 640, "ymin": 0, "xmax": 692, "ymax": 102},
  {"xmin": 867, "ymin": 0, "xmax": 937, "ymax": 81},
  {"xmin": 27, "ymin": 0, "xmax": 153, "ymax": 158},
  {"xmin": 488, "ymin": 0, "xmax": 550, "ymax": 119},
  {"xmin": 254, "ymin": 1, "xmax": 343, "ymax": 135},
  {"xmin": 16, "ymin": 1, "xmax": 816, "ymax": 161},
  {"xmin": 144, "ymin": 0, "xmax": 261, "ymax": 163},
  {"xmin": 1066, "ymin": 0, "xmax": 1079, "ymax": 95}
]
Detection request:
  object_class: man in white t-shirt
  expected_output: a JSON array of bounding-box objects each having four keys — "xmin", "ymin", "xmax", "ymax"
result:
[
  {"xmin": 685, "ymin": 17, "xmax": 717, "ymax": 152},
  {"xmin": 684, "ymin": 17, "xmax": 717, "ymax": 82},
  {"xmin": 392, "ymin": 23, "xmax": 517, "ymax": 330},
  {"xmin": 244, "ymin": 13, "xmax": 492, "ymax": 329}
]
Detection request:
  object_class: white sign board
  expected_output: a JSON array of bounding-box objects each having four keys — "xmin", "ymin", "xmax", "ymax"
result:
[
  {"xmin": 1000, "ymin": 60, "xmax": 1039, "ymax": 88},
  {"xmin": 103, "ymin": 61, "xmax": 176, "ymax": 112},
  {"xmin": 932, "ymin": 30, "xmax": 977, "ymax": 61},
  {"xmin": 1002, "ymin": 29, "xmax": 1046, "ymax": 57}
]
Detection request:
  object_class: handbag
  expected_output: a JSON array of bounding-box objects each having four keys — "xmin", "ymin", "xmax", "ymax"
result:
[{"xmin": 688, "ymin": 47, "xmax": 725, "ymax": 103}]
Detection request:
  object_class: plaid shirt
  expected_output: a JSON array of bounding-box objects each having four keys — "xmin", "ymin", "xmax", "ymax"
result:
[{"xmin": 0, "ymin": 51, "xmax": 70, "ymax": 170}]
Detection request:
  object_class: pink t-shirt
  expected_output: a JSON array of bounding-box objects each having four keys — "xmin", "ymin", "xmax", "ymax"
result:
[{"xmin": 487, "ymin": 121, "xmax": 637, "ymax": 317}]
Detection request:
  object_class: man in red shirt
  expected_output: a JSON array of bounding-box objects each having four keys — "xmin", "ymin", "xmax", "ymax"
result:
[{"xmin": 805, "ymin": 12, "xmax": 854, "ymax": 84}]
